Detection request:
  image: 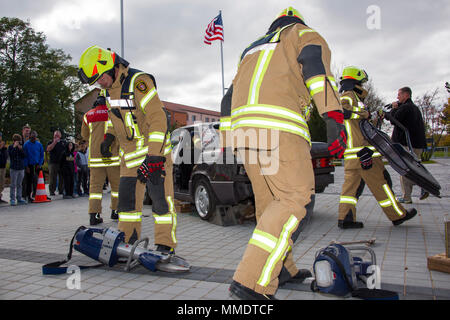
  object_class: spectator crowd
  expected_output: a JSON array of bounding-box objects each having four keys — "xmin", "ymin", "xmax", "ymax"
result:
[{"xmin": 0, "ymin": 125, "xmax": 91, "ymax": 206}]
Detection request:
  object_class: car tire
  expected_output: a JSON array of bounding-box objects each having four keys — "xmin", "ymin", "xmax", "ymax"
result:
[{"xmin": 193, "ymin": 177, "xmax": 216, "ymax": 220}]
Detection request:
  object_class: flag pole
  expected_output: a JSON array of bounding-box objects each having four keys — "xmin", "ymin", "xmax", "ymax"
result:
[{"xmin": 219, "ymin": 10, "xmax": 225, "ymax": 97}]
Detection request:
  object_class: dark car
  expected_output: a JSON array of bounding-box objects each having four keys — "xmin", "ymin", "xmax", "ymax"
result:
[{"xmin": 146, "ymin": 122, "xmax": 335, "ymax": 229}]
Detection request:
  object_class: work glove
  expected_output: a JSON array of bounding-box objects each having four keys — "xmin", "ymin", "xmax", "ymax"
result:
[
  {"xmin": 357, "ymin": 147, "xmax": 374, "ymax": 170},
  {"xmin": 137, "ymin": 155, "xmax": 166, "ymax": 185},
  {"xmin": 323, "ymin": 111, "xmax": 347, "ymax": 159},
  {"xmin": 100, "ymin": 133, "xmax": 115, "ymax": 158}
]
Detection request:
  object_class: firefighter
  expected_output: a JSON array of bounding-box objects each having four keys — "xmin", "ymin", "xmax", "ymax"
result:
[
  {"xmin": 78, "ymin": 46, "xmax": 176, "ymax": 252},
  {"xmin": 338, "ymin": 66, "xmax": 417, "ymax": 229},
  {"xmin": 223, "ymin": 7, "xmax": 347, "ymax": 300},
  {"xmin": 81, "ymin": 95, "xmax": 120, "ymax": 225}
]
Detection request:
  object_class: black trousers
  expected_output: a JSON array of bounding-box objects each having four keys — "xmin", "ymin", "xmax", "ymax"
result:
[
  {"xmin": 77, "ymin": 166, "xmax": 89, "ymax": 194},
  {"xmin": 25, "ymin": 165, "xmax": 38, "ymax": 200},
  {"xmin": 62, "ymin": 167, "xmax": 74, "ymax": 196}
]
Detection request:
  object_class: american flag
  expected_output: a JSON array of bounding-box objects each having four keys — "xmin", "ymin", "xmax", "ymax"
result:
[{"xmin": 204, "ymin": 13, "xmax": 224, "ymax": 45}]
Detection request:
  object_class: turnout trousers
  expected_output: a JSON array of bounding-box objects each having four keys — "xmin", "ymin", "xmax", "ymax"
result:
[
  {"xmin": 233, "ymin": 136, "xmax": 314, "ymax": 295},
  {"xmin": 117, "ymin": 155, "xmax": 177, "ymax": 247},
  {"xmin": 339, "ymin": 158, "xmax": 407, "ymax": 222},
  {"xmin": 88, "ymin": 166, "xmax": 119, "ymax": 214}
]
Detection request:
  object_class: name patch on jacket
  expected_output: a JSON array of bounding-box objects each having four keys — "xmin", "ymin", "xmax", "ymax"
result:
[{"xmin": 136, "ymin": 80, "xmax": 149, "ymax": 94}]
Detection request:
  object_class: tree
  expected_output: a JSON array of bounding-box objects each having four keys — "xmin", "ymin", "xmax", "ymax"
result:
[{"xmin": 0, "ymin": 17, "xmax": 85, "ymax": 143}]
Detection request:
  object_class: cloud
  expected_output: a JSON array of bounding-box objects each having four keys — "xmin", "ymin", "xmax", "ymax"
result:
[{"xmin": 1, "ymin": 0, "xmax": 449, "ymax": 110}]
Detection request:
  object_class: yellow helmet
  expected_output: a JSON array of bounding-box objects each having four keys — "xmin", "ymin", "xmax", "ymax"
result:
[
  {"xmin": 341, "ymin": 66, "xmax": 369, "ymax": 83},
  {"xmin": 274, "ymin": 7, "xmax": 304, "ymax": 23},
  {"xmin": 78, "ymin": 45, "xmax": 117, "ymax": 85}
]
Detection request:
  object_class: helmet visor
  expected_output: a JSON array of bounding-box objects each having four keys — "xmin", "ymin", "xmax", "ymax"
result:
[{"xmin": 78, "ymin": 68, "xmax": 101, "ymax": 85}]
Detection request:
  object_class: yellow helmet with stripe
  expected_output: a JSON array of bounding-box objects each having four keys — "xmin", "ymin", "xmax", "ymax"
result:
[
  {"xmin": 341, "ymin": 66, "xmax": 369, "ymax": 83},
  {"xmin": 274, "ymin": 7, "xmax": 305, "ymax": 23},
  {"xmin": 78, "ymin": 45, "xmax": 117, "ymax": 85}
]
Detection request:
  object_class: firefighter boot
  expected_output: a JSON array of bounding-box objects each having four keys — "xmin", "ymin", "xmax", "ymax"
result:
[
  {"xmin": 338, "ymin": 210, "xmax": 364, "ymax": 229},
  {"xmin": 278, "ymin": 266, "xmax": 312, "ymax": 286},
  {"xmin": 89, "ymin": 213, "xmax": 103, "ymax": 226},
  {"xmin": 155, "ymin": 244, "xmax": 175, "ymax": 256},
  {"xmin": 111, "ymin": 210, "xmax": 119, "ymax": 220},
  {"xmin": 392, "ymin": 208, "xmax": 417, "ymax": 226},
  {"xmin": 229, "ymin": 281, "xmax": 278, "ymax": 300}
]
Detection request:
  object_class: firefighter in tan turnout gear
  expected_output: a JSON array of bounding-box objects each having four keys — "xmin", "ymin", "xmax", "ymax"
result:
[
  {"xmin": 223, "ymin": 8, "xmax": 347, "ymax": 300},
  {"xmin": 78, "ymin": 46, "xmax": 177, "ymax": 253},
  {"xmin": 81, "ymin": 95, "xmax": 120, "ymax": 225},
  {"xmin": 338, "ymin": 66, "xmax": 417, "ymax": 229}
]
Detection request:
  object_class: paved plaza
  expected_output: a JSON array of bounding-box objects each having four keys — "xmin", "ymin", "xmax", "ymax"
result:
[{"xmin": 0, "ymin": 159, "xmax": 449, "ymax": 300}]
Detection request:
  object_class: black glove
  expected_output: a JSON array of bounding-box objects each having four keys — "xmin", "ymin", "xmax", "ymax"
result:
[
  {"xmin": 357, "ymin": 147, "xmax": 374, "ymax": 170},
  {"xmin": 323, "ymin": 111, "xmax": 347, "ymax": 159},
  {"xmin": 137, "ymin": 155, "xmax": 166, "ymax": 185},
  {"xmin": 100, "ymin": 133, "xmax": 115, "ymax": 157}
]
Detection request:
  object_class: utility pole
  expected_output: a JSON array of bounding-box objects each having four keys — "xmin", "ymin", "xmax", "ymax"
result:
[{"xmin": 120, "ymin": 0, "xmax": 124, "ymax": 58}]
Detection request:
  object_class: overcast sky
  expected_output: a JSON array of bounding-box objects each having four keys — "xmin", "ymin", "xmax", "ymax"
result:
[{"xmin": 2, "ymin": 0, "xmax": 449, "ymax": 111}]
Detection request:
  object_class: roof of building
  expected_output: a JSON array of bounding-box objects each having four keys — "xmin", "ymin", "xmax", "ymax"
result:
[{"xmin": 162, "ymin": 101, "xmax": 220, "ymax": 116}]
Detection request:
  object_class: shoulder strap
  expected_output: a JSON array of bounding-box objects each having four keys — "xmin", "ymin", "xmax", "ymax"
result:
[{"xmin": 42, "ymin": 226, "xmax": 103, "ymax": 275}]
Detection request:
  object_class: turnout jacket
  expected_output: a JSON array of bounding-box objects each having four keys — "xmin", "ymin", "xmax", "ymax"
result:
[
  {"xmin": 220, "ymin": 22, "xmax": 342, "ymax": 150},
  {"xmin": 104, "ymin": 64, "xmax": 171, "ymax": 169},
  {"xmin": 81, "ymin": 102, "xmax": 120, "ymax": 168},
  {"xmin": 340, "ymin": 90, "xmax": 382, "ymax": 170}
]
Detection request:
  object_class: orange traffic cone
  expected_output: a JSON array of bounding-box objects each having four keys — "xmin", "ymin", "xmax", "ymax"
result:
[{"xmin": 34, "ymin": 170, "xmax": 51, "ymax": 203}]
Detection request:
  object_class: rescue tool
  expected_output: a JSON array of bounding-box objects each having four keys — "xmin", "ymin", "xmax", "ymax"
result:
[
  {"xmin": 360, "ymin": 112, "xmax": 441, "ymax": 198},
  {"xmin": 73, "ymin": 227, "xmax": 190, "ymax": 273},
  {"xmin": 42, "ymin": 226, "xmax": 190, "ymax": 274}
]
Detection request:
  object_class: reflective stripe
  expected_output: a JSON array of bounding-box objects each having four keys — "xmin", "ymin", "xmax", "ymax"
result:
[
  {"xmin": 306, "ymin": 76, "xmax": 338, "ymax": 96},
  {"xmin": 231, "ymin": 117, "xmax": 311, "ymax": 145},
  {"xmin": 90, "ymin": 156, "xmax": 120, "ymax": 162},
  {"xmin": 340, "ymin": 196, "xmax": 358, "ymax": 205},
  {"xmin": 107, "ymin": 98, "xmax": 135, "ymax": 108},
  {"xmin": 382, "ymin": 184, "xmax": 404, "ymax": 216},
  {"xmin": 248, "ymin": 46, "xmax": 275, "ymax": 105},
  {"xmin": 231, "ymin": 104, "xmax": 308, "ymax": 129},
  {"xmin": 244, "ymin": 43, "xmax": 277, "ymax": 59},
  {"xmin": 249, "ymin": 229, "xmax": 278, "ymax": 253},
  {"xmin": 124, "ymin": 147, "xmax": 148, "ymax": 161},
  {"xmin": 140, "ymin": 88, "xmax": 157, "ymax": 112},
  {"xmin": 219, "ymin": 117, "xmax": 231, "ymax": 131},
  {"xmin": 126, "ymin": 155, "xmax": 147, "ymax": 168},
  {"xmin": 164, "ymin": 145, "xmax": 172, "ymax": 156},
  {"xmin": 148, "ymin": 132, "xmax": 165, "ymax": 143},
  {"xmin": 340, "ymin": 96, "xmax": 353, "ymax": 105},
  {"xmin": 89, "ymin": 193, "xmax": 102, "ymax": 200},
  {"xmin": 379, "ymin": 199, "xmax": 392, "ymax": 207},
  {"xmin": 257, "ymin": 215, "xmax": 299, "ymax": 287},
  {"xmin": 298, "ymin": 28, "xmax": 316, "ymax": 37},
  {"xmin": 119, "ymin": 212, "xmax": 142, "ymax": 222},
  {"xmin": 167, "ymin": 196, "xmax": 177, "ymax": 244},
  {"xmin": 111, "ymin": 191, "xmax": 119, "ymax": 198},
  {"xmin": 344, "ymin": 120, "xmax": 353, "ymax": 148},
  {"xmin": 129, "ymin": 71, "xmax": 146, "ymax": 93},
  {"xmin": 89, "ymin": 161, "xmax": 120, "ymax": 167},
  {"xmin": 153, "ymin": 214, "xmax": 173, "ymax": 224}
]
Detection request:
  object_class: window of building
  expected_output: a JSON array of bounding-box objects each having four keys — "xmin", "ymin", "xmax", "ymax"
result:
[
  {"xmin": 205, "ymin": 117, "xmax": 209, "ymax": 122},
  {"xmin": 192, "ymin": 115, "xmax": 196, "ymax": 121}
]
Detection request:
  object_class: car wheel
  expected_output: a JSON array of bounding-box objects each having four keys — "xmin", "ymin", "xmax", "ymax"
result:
[{"xmin": 193, "ymin": 178, "xmax": 216, "ymax": 220}]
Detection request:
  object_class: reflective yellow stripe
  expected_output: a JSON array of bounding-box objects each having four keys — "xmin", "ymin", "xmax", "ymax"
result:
[
  {"xmin": 89, "ymin": 161, "xmax": 120, "ymax": 167},
  {"xmin": 340, "ymin": 196, "xmax": 358, "ymax": 205},
  {"xmin": 231, "ymin": 117, "xmax": 311, "ymax": 145},
  {"xmin": 379, "ymin": 199, "xmax": 392, "ymax": 207},
  {"xmin": 247, "ymin": 46, "xmax": 275, "ymax": 105},
  {"xmin": 111, "ymin": 191, "xmax": 119, "ymax": 198},
  {"xmin": 298, "ymin": 28, "xmax": 316, "ymax": 37},
  {"xmin": 306, "ymin": 76, "xmax": 338, "ymax": 97},
  {"xmin": 340, "ymin": 96, "xmax": 353, "ymax": 105},
  {"xmin": 89, "ymin": 193, "xmax": 102, "ymax": 200},
  {"xmin": 219, "ymin": 117, "xmax": 231, "ymax": 131},
  {"xmin": 153, "ymin": 213, "xmax": 173, "ymax": 224},
  {"xmin": 167, "ymin": 196, "xmax": 177, "ymax": 244},
  {"xmin": 257, "ymin": 215, "xmax": 299, "ymax": 287},
  {"xmin": 90, "ymin": 156, "xmax": 120, "ymax": 162},
  {"xmin": 125, "ymin": 155, "xmax": 147, "ymax": 168},
  {"xmin": 249, "ymin": 229, "xmax": 278, "ymax": 253},
  {"xmin": 231, "ymin": 104, "xmax": 308, "ymax": 129},
  {"xmin": 148, "ymin": 131, "xmax": 165, "ymax": 143},
  {"xmin": 344, "ymin": 120, "xmax": 353, "ymax": 148},
  {"xmin": 124, "ymin": 147, "xmax": 148, "ymax": 161},
  {"xmin": 129, "ymin": 71, "xmax": 146, "ymax": 93},
  {"xmin": 119, "ymin": 212, "xmax": 142, "ymax": 222},
  {"xmin": 140, "ymin": 88, "xmax": 157, "ymax": 112},
  {"xmin": 382, "ymin": 184, "xmax": 404, "ymax": 216}
]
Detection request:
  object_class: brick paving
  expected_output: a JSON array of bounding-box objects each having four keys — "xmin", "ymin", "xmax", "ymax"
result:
[{"xmin": 0, "ymin": 159, "xmax": 449, "ymax": 300}]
